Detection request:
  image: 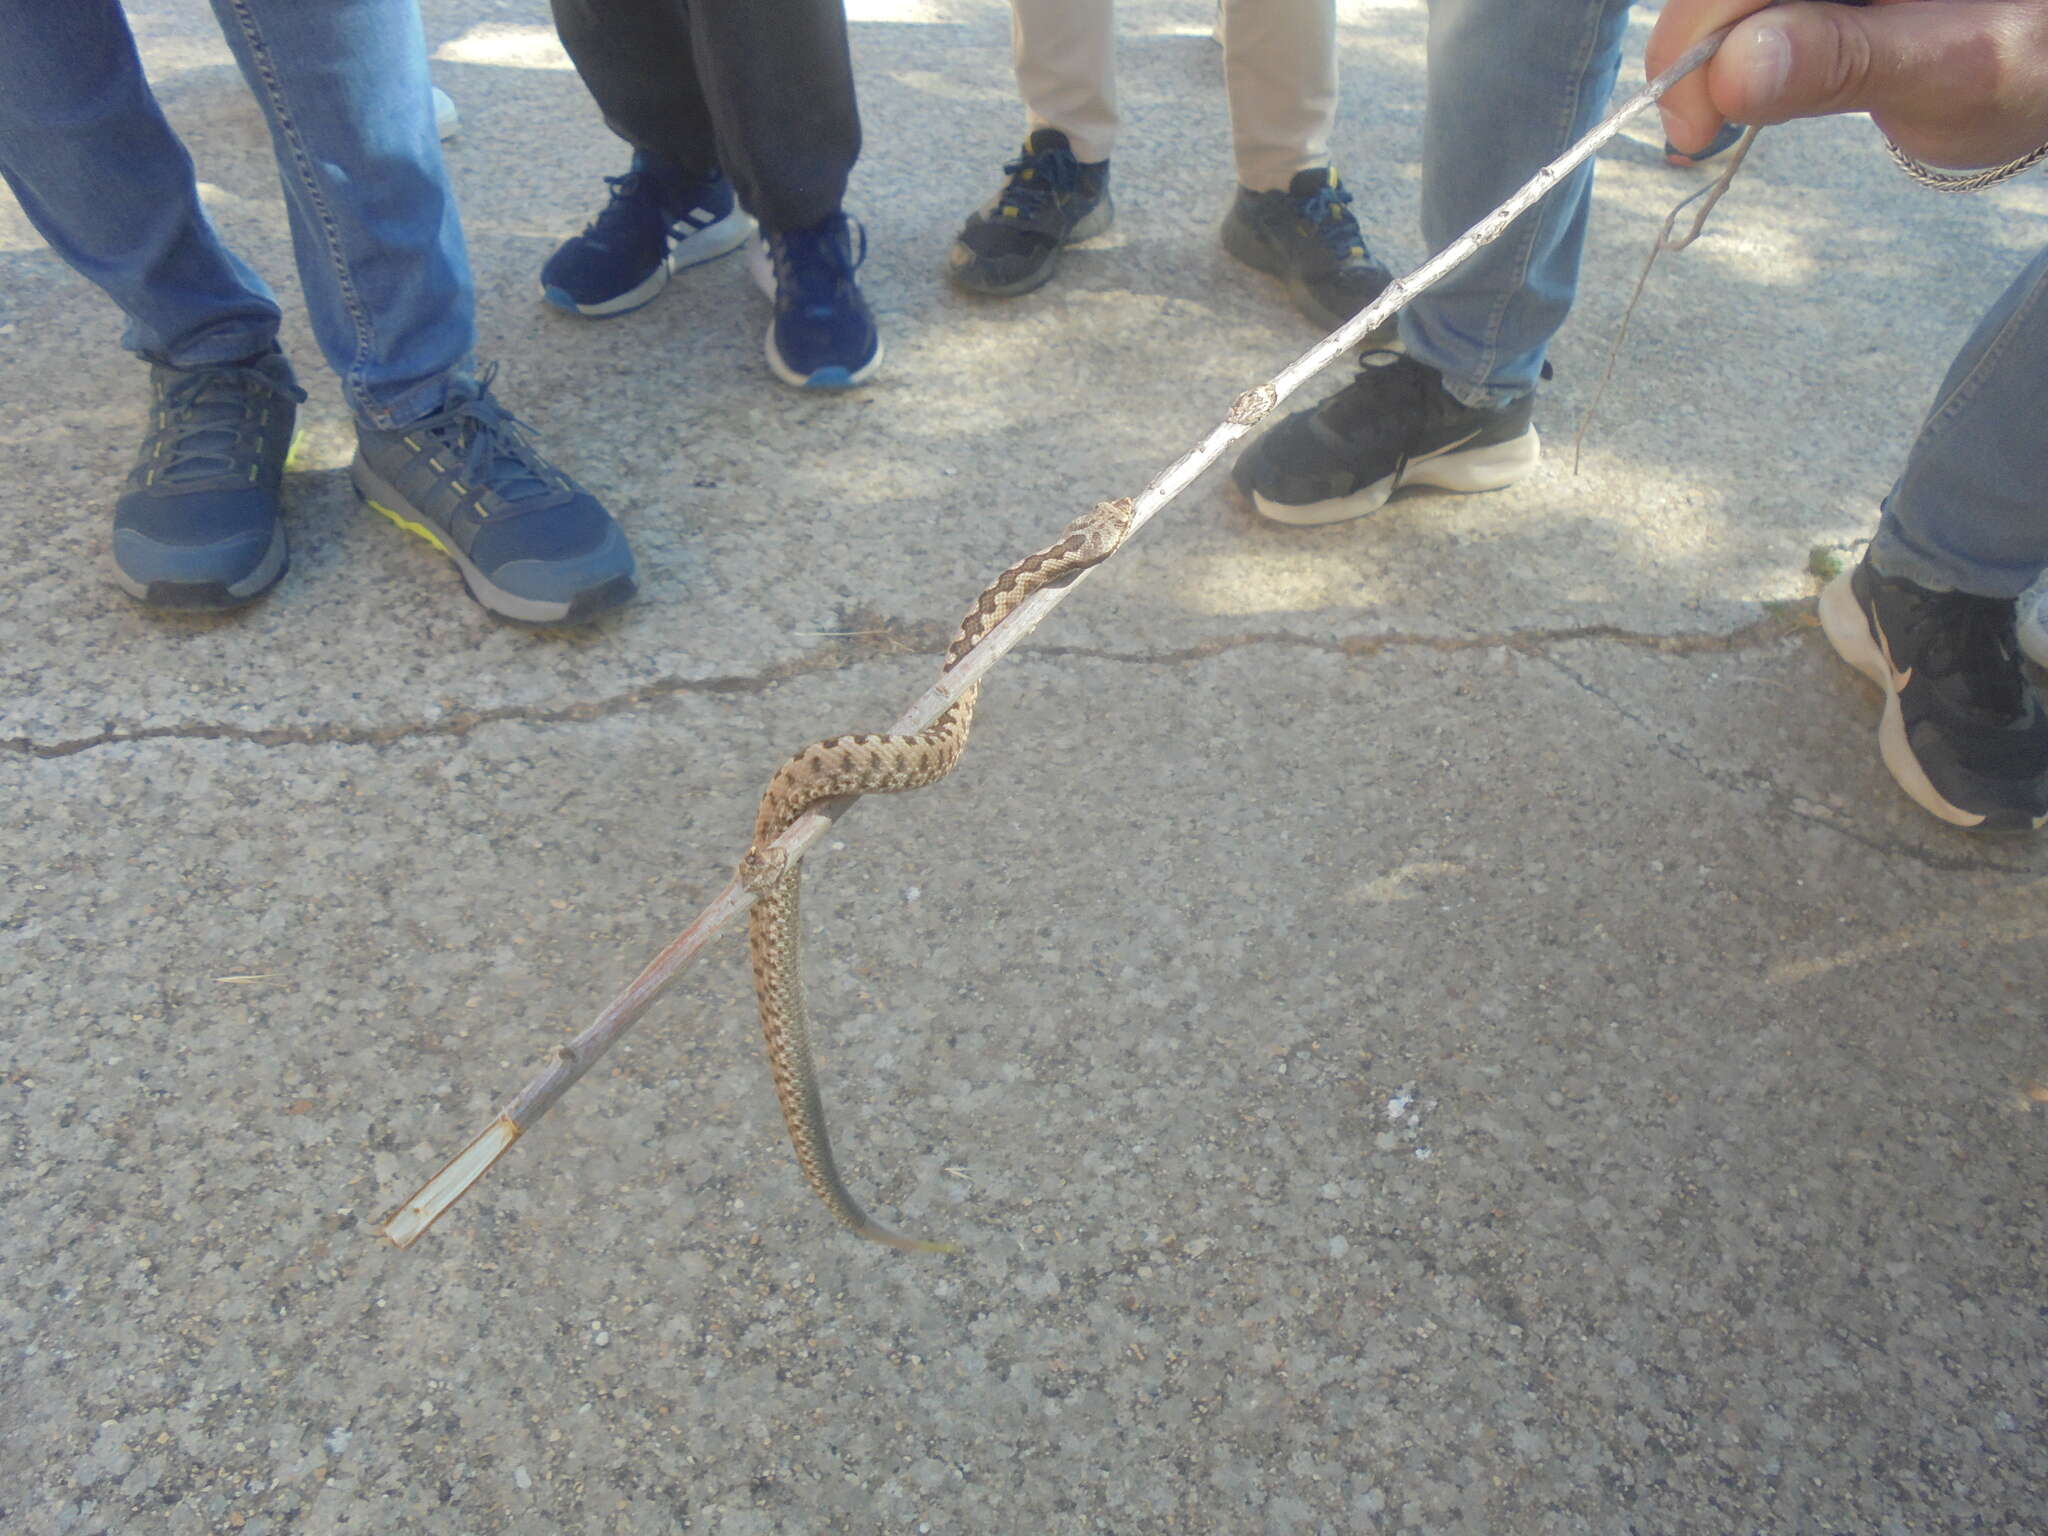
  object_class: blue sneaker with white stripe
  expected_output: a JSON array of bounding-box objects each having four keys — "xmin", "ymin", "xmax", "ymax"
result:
[{"xmin": 541, "ymin": 153, "xmax": 752, "ymax": 318}]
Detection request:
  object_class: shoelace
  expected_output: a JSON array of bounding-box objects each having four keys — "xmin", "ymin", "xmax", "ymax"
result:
[
  {"xmin": 1324, "ymin": 350, "xmax": 1547, "ymax": 443},
  {"xmin": 1323, "ymin": 349, "xmax": 1430, "ymax": 442},
  {"xmin": 996, "ymin": 140, "xmax": 1083, "ymax": 221},
  {"xmin": 583, "ymin": 162, "xmax": 691, "ymax": 248},
  {"xmin": 770, "ymin": 214, "xmax": 867, "ymax": 316},
  {"xmin": 404, "ymin": 364, "xmax": 569, "ymax": 518},
  {"xmin": 1897, "ymin": 585, "xmax": 2028, "ymax": 718},
  {"xmin": 152, "ymin": 361, "xmax": 305, "ymax": 484},
  {"xmin": 1295, "ymin": 177, "xmax": 1366, "ymax": 263}
]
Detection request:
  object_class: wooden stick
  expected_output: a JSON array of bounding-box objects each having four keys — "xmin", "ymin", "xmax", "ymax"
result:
[{"xmin": 379, "ymin": 26, "xmax": 1737, "ymax": 1248}]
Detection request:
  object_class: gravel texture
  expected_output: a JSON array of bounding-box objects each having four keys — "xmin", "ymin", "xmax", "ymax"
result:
[{"xmin": 3, "ymin": 4, "xmax": 2044, "ymax": 1532}]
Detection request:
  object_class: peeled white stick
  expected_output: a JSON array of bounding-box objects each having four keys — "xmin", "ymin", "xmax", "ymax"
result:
[{"xmin": 379, "ymin": 25, "xmax": 1738, "ymax": 1249}]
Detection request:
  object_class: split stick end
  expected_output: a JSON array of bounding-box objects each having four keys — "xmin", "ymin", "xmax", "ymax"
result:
[{"xmin": 379, "ymin": 1116, "xmax": 522, "ymax": 1249}]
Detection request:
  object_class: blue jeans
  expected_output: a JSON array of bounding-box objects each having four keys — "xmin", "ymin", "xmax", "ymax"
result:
[
  {"xmin": 1871, "ymin": 241, "xmax": 2048, "ymax": 598},
  {"xmin": 1399, "ymin": 0, "xmax": 1635, "ymax": 410},
  {"xmin": 0, "ymin": 0, "xmax": 472, "ymax": 429},
  {"xmin": 1400, "ymin": 0, "xmax": 2044, "ymax": 592}
]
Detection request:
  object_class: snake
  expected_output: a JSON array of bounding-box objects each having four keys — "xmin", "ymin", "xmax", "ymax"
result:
[{"xmin": 737, "ymin": 498, "xmax": 1137, "ymax": 1252}]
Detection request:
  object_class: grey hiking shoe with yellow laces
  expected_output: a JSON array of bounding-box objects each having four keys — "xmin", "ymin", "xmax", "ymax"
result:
[
  {"xmin": 1222, "ymin": 167, "xmax": 1395, "ymax": 335},
  {"xmin": 949, "ymin": 128, "xmax": 1112, "ymax": 298},
  {"xmin": 351, "ymin": 370, "xmax": 635, "ymax": 624},
  {"xmin": 113, "ymin": 350, "xmax": 304, "ymax": 610}
]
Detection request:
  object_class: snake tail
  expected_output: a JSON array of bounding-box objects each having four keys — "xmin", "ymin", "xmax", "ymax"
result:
[
  {"xmin": 739, "ymin": 500, "xmax": 1135, "ymax": 1252},
  {"xmin": 750, "ymin": 850, "xmax": 959, "ymax": 1254}
]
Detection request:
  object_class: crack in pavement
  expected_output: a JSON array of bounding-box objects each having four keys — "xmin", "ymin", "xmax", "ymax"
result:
[
  {"xmin": 4, "ymin": 608, "xmax": 1816, "ymax": 761},
  {"xmin": 1031, "ymin": 605, "xmax": 1819, "ymax": 667},
  {"xmin": 1, "ymin": 604, "xmax": 1822, "ymax": 762},
  {"xmin": 6, "ymin": 600, "xmax": 2030, "ymax": 871},
  {"xmin": 1531, "ymin": 647, "xmax": 2038, "ymax": 876}
]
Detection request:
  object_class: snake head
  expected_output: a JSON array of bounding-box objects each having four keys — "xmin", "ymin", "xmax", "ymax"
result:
[
  {"xmin": 1066, "ymin": 497, "xmax": 1137, "ymax": 561},
  {"xmin": 738, "ymin": 845, "xmax": 789, "ymax": 893}
]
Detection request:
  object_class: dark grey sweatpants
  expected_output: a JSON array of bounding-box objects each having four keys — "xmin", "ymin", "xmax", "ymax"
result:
[{"xmin": 549, "ymin": 0, "xmax": 861, "ymax": 233}]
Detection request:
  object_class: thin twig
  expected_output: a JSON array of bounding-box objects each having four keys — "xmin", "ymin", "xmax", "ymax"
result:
[
  {"xmin": 1573, "ymin": 124, "xmax": 1763, "ymax": 471},
  {"xmin": 378, "ymin": 26, "xmax": 1739, "ymax": 1249}
]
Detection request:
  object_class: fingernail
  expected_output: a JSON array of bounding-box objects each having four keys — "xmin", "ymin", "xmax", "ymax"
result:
[{"xmin": 1737, "ymin": 22, "xmax": 1792, "ymax": 103}]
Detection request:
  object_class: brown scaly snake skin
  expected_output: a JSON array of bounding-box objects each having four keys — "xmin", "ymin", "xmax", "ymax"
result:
[{"xmin": 737, "ymin": 498, "xmax": 1137, "ymax": 1252}]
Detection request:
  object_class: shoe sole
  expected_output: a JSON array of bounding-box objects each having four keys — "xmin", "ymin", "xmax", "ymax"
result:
[
  {"xmin": 350, "ymin": 458, "xmax": 634, "ymax": 625},
  {"xmin": 433, "ymin": 87, "xmax": 459, "ymax": 142},
  {"xmin": 1816, "ymin": 567, "xmax": 2043, "ymax": 831},
  {"xmin": 760, "ymin": 332, "xmax": 885, "ymax": 390},
  {"xmin": 542, "ymin": 207, "xmax": 755, "ymax": 319},
  {"xmin": 747, "ymin": 235, "xmax": 885, "ymax": 389},
  {"xmin": 113, "ymin": 520, "xmax": 289, "ymax": 612},
  {"xmin": 1220, "ymin": 214, "xmax": 1397, "ymax": 340},
  {"xmin": 1248, "ymin": 427, "xmax": 1541, "ymax": 527},
  {"xmin": 947, "ymin": 195, "xmax": 1116, "ymax": 299}
]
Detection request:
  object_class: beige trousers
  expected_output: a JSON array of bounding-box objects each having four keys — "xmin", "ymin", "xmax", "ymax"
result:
[{"xmin": 1011, "ymin": 0, "xmax": 1337, "ymax": 190}]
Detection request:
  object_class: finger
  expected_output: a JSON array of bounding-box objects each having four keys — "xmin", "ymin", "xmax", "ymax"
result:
[
  {"xmin": 1709, "ymin": 1, "xmax": 2048, "ymax": 168},
  {"xmin": 1645, "ymin": 0, "xmax": 1780, "ymax": 153}
]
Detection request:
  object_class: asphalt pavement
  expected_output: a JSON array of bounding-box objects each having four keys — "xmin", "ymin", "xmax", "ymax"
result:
[{"xmin": 3, "ymin": 3, "xmax": 2045, "ymax": 1532}]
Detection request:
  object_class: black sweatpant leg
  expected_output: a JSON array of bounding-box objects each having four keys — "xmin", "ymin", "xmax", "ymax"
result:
[
  {"xmin": 550, "ymin": 0, "xmax": 720, "ymax": 180},
  {"xmin": 549, "ymin": 0, "xmax": 860, "ymax": 233}
]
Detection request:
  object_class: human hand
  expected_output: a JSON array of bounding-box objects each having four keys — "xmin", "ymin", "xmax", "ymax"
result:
[{"xmin": 1647, "ymin": 0, "xmax": 2048, "ymax": 170}]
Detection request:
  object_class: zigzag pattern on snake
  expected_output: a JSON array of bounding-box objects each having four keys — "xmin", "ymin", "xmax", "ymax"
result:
[{"xmin": 737, "ymin": 498, "xmax": 1137, "ymax": 1252}]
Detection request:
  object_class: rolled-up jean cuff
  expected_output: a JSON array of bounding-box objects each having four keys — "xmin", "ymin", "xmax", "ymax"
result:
[
  {"xmin": 1440, "ymin": 377, "xmax": 1533, "ymax": 412},
  {"xmin": 138, "ymin": 320, "xmax": 282, "ymax": 371},
  {"xmin": 1866, "ymin": 517, "xmax": 2044, "ymax": 602}
]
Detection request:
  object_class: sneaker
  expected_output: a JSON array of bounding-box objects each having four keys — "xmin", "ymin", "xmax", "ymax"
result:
[
  {"xmin": 2016, "ymin": 573, "xmax": 2048, "ymax": 669},
  {"xmin": 1221, "ymin": 168, "xmax": 1396, "ymax": 335},
  {"xmin": 1664, "ymin": 120, "xmax": 1744, "ymax": 168},
  {"xmin": 948, "ymin": 128, "xmax": 1113, "ymax": 298},
  {"xmin": 432, "ymin": 86, "xmax": 459, "ymax": 142},
  {"xmin": 351, "ymin": 369, "xmax": 636, "ymax": 623},
  {"xmin": 112, "ymin": 350, "xmax": 304, "ymax": 610},
  {"xmin": 746, "ymin": 213, "xmax": 882, "ymax": 389},
  {"xmin": 541, "ymin": 153, "xmax": 752, "ymax": 318},
  {"xmin": 1818, "ymin": 558, "xmax": 2048, "ymax": 831},
  {"xmin": 1231, "ymin": 350, "xmax": 1540, "ymax": 526}
]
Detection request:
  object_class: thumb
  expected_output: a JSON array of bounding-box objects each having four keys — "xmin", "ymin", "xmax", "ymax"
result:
[{"xmin": 1710, "ymin": 1, "xmax": 2048, "ymax": 169}]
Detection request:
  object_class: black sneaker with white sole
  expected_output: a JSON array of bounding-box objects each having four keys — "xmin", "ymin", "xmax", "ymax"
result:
[
  {"xmin": 1232, "ymin": 350, "xmax": 1539, "ymax": 526},
  {"xmin": 1819, "ymin": 558, "xmax": 2048, "ymax": 832}
]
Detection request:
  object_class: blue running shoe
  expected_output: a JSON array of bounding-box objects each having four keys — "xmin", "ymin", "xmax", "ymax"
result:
[
  {"xmin": 351, "ymin": 368, "xmax": 636, "ymax": 624},
  {"xmin": 747, "ymin": 213, "xmax": 882, "ymax": 389},
  {"xmin": 113, "ymin": 349, "xmax": 304, "ymax": 610},
  {"xmin": 541, "ymin": 153, "xmax": 752, "ymax": 318}
]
